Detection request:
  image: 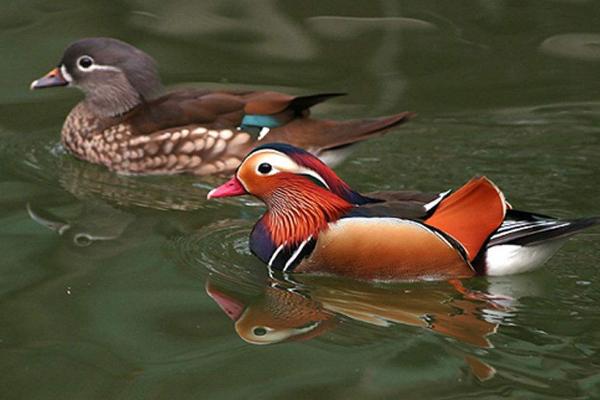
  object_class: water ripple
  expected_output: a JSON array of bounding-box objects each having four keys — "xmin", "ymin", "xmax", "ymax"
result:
[{"xmin": 170, "ymin": 219, "xmax": 265, "ymax": 288}]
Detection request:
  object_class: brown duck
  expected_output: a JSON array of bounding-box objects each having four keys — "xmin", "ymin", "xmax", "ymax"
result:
[{"xmin": 30, "ymin": 37, "xmax": 414, "ymax": 175}]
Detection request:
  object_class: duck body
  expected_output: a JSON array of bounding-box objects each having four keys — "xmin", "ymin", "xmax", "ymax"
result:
[
  {"xmin": 31, "ymin": 37, "xmax": 413, "ymax": 175},
  {"xmin": 290, "ymin": 217, "xmax": 473, "ymax": 280},
  {"xmin": 208, "ymin": 143, "xmax": 599, "ymax": 281}
]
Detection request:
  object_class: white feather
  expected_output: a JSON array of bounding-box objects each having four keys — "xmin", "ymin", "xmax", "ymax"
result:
[
  {"xmin": 257, "ymin": 127, "xmax": 270, "ymax": 141},
  {"xmin": 283, "ymin": 236, "xmax": 312, "ymax": 272},
  {"xmin": 423, "ymin": 189, "xmax": 451, "ymax": 212},
  {"xmin": 317, "ymin": 147, "xmax": 355, "ymax": 168},
  {"xmin": 485, "ymin": 240, "xmax": 566, "ymax": 276},
  {"xmin": 60, "ymin": 65, "xmax": 73, "ymax": 83}
]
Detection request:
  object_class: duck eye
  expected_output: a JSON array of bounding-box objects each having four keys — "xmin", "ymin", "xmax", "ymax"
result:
[
  {"xmin": 77, "ymin": 56, "xmax": 94, "ymax": 70},
  {"xmin": 257, "ymin": 162, "xmax": 272, "ymax": 175},
  {"xmin": 253, "ymin": 327, "xmax": 267, "ymax": 336}
]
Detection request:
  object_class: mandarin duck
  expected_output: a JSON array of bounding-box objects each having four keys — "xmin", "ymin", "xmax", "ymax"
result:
[
  {"xmin": 30, "ymin": 37, "xmax": 414, "ymax": 175},
  {"xmin": 207, "ymin": 143, "xmax": 599, "ymax": 281}
]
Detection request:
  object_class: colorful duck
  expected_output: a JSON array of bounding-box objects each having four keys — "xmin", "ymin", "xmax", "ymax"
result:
[
  {"xmin": 30, "ymin": 37, "xmax": 413, "ymax": 175},
  {"xmin": 208, "ymin": 143, "xmax": 599, "ymax": 280}
]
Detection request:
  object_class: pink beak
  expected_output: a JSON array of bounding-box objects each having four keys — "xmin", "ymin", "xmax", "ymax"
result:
[
  {"xmin": 207, "ymin": 176, "xmax": 247, "ymax": 199},
  {"xmin": 206, "ymin": 282, "xmax": 245, "ymax": 321}
]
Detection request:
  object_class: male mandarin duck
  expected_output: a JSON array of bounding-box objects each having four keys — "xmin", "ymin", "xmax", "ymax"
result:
[
  {"xmin": 29, "ymin": 37, "xmax": 413, "ymax": 175},
  {"xmin": 207, "ymin": 143, "xmax": 599, "ymax": 281}
]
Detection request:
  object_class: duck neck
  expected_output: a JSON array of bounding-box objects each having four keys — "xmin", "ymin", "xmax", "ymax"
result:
[
  {"xmin": 81, "ymin": 75, "xmax": 143, "ymax": 118},
  {"xmin": 262, "ymin": 182, "xmax": 353, "ymax": 247}
]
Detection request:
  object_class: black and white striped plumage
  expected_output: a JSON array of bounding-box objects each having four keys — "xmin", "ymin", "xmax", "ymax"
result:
[{"xmin": 480, "ymin": 210, "xmax": 599, "ymax": 275}]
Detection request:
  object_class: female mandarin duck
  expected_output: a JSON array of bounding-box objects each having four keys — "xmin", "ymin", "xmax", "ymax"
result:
[
  {"xmin": 29, "ymin": 37, "xmax": 413, "ymax": 175},
  {"xmin": 208, "ymin": 143, "xmax": 599, "ymax": 280}
]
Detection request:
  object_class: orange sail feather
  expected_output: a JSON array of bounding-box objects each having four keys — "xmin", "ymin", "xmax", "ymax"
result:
[{"xmin": 425, "ymin": 177, "xmax": 506, "ymax": 261}]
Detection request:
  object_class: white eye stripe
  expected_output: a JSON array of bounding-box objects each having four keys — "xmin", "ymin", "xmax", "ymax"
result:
[
  {"xmin": 296, "ymin": 167, "xmax": 329, "ymax": 189},
  {"xmin": 60, "ymin": 64, "xmax": 73, "ymax": 83},
  {"xmin": 75, "ymin": 55, "xmax": 120, "ymax": 73},
  {"xmin": 82, "ymin": 64, "xmax": 121, "ymax": 72},
  {"xmin": 246, "ymin": 149, "xmax": 330, "ymax": 189}
]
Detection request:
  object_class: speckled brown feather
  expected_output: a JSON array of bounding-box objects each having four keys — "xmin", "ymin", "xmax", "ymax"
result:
[{"xmin": 62, "ymin": 99, "xmax": 253, "ymax": 175}]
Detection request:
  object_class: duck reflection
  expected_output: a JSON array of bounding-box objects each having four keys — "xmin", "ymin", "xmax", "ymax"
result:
[
  {"xmin": 207, "ymin": 275, "xmax": 511, "ymax": 380},
  {"xmin": 207, "ymin": 275, "xmax": 509, "ymax": 348},
  {"xmin": 26, "ymin": 198, "xmax": 206, "ymax": 249},
  {"xmin": 27, "ymin": 201, "xmax": 135, "ymax": 247},
  {"xmin": 56, "ymin": 157, "xmax": 210, "ymax": 211}
]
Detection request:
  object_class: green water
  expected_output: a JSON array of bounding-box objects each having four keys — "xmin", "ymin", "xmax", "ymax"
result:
[{"xmin": 2, "ymin": 1, "xmax": 600, "ymax": 399}]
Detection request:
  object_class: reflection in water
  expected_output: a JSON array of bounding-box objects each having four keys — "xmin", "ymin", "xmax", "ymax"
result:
[
  {"xmin": 207, "ymin": 276, "xmax": 505, "ymax": 347},
  {"xmin": 307, "ymin": 16, "xmax": 437, "ymax": 39},
  {"xmin": 540, "ymin": 34, "xmax": 600, "ymax": 61},
  {"xmin": 55, "ymin": 157, "xmax": 216, "ymax": 211},
  {"xmin": 207, "ymin": 274, "xmax": 514, "ymax": 380},
  {"xmin": 1, "ymin": 131, "xmax": 220, "ymax": 211},
  {"xmin": 128, "ymin": 0, "xmax": 317, "ymax": 60},
  {"xmin": 27, "ymin": 201, "xmax": 135, "ymax": 246},
  {"xmin": 25, "ymin": 197, "xmax": 212, "ymax": 253}
]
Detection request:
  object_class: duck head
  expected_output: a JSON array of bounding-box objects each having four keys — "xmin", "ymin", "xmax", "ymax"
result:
[
  {"xmin": 30, "ymin": 37, "xmax": 162, "ymax": 117},
  {"xmin": 207, "ymin": 143, "xmax": 375, "ymax": 246},
  {"xmin": 207, "ymin": 143, "xmax": 373, "ymax": 205}
]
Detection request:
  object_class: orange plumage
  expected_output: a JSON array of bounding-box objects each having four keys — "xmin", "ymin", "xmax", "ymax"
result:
[{"xmin": 425, "ymin": 177, "xmax": 507, "ymax": 261}]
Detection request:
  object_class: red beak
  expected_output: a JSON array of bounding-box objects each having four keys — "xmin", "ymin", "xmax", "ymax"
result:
[
  {"xmin": 206, "ymin": 282, "xmax": 245, "ymax": 321},
  {"xmin": 207, "ymin": 176, "xmax": 247, "ymax": 199}
]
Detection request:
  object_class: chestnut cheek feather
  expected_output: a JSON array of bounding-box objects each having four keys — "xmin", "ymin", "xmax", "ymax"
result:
[{"xmin": 262, "ymin": 176, "xmax": 354, "ymax": 246}]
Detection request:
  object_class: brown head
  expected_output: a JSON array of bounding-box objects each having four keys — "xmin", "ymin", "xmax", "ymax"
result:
[{"xmin": 30, "ymin": 37, "xmax": 163, "ymax": 117}]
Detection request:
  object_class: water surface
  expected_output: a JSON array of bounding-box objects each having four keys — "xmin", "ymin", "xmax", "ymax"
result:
[{"xmin": 1, "ymin": 1, "xmax": 600, "ymax": 399}]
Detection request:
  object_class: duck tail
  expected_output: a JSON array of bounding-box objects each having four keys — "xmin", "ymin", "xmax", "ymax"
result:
[
  {"xmin": 482, "ymin": 214, "xmax": 600, "ymax": 276},
  {"xmin": 488, "ymin": 214, "xmax": 600, "ymax": 247},
  {"xmin": 281, "ymin": 111, "xmax": 415, "ymax": 152},
  {"xmin": 324, "ymin": 112, "xmax": 416, "ymax": 146}
]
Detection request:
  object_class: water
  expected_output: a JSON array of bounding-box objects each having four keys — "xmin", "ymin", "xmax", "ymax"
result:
[{"xmin": 1, "ymin": 1, "xmax": 600, "ymax": 398}]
